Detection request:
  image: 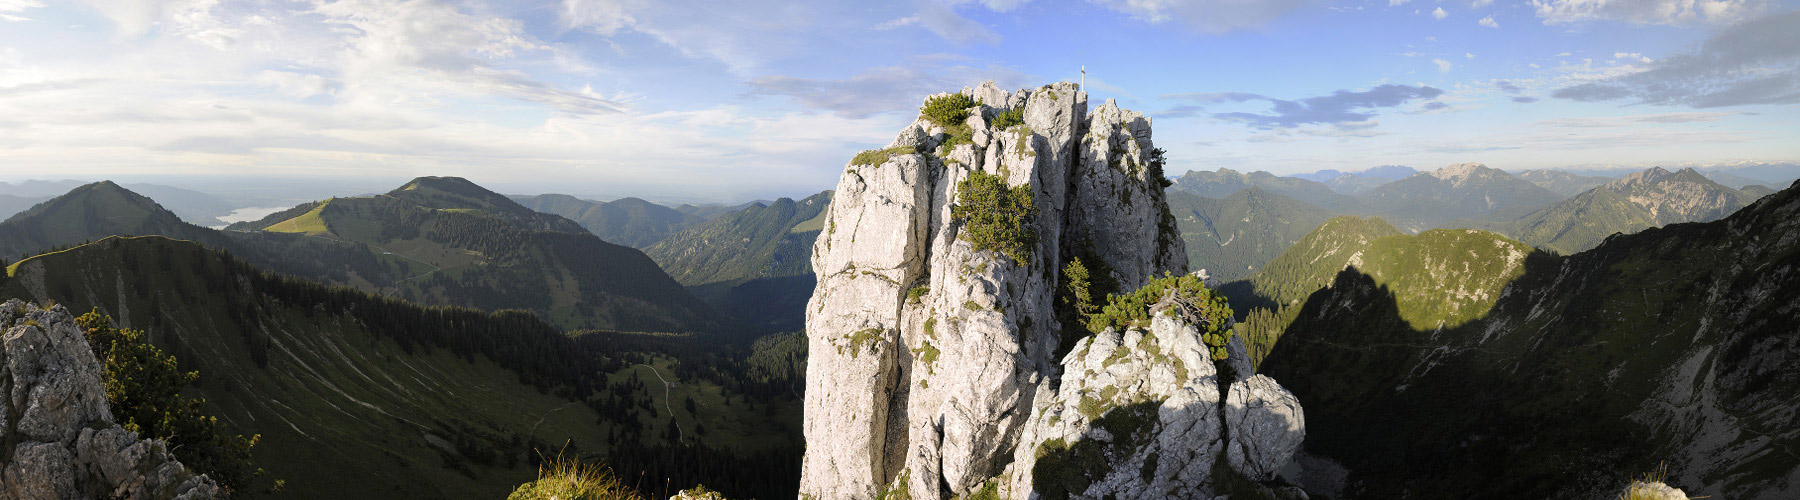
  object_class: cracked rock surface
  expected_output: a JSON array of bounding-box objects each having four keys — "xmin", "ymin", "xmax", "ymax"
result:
[{"xmin": 0, "ymin": 300, "xmax": 220, "ymax": 500}]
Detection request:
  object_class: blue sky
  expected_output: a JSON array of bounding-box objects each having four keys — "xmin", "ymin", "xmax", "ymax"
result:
[{"xmin": 0, "ymin": 0, "xmax": 1796, "ymax": 202}]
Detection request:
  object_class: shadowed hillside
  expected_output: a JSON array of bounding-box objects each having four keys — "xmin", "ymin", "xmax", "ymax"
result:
[{"xmin": 1258, "ymin": 180, "xmax": 1800, "ymax": 500}]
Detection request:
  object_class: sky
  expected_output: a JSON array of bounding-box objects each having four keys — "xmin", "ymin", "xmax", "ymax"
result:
[{"xmin": 0, "ymin": 0, "xmax": 1797, "ymax": 203}]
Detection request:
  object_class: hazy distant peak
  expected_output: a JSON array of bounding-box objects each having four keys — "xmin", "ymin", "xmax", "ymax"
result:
[
  {"xmin": 1360, "ymin": 165, "xmax": 1418, "ymax": 179},
  {"xmin": 1429, "ymin": 162, "xmax": 1495, "ymax": 182}
]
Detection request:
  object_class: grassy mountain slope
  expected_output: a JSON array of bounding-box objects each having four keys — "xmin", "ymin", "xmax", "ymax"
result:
[
  {"xmin": 513, "ymin": 194, "xmax": 701, "ymax": 248},
  {"xmin": 1257, "ymin": 180, "xmax": 1800, "ymax": 500},
  {"xmin": 0, "ymin": 236, "xmax": 804, "ymax": 499},
  {"xmin": 227, "ymin": 177, "xmax": 724, "ymax": 333},
  {"xmin": 1222, "ymin": 217, "xmax": 1533, "ymax": 366},
  {"xmin": 646, "ymin": 191, "xmax": 830, "ymax": 286},
  {"xmin": 1502, "ymin": 167, "xmax": 1760, "ymax": 254},
  {"xmin": 1229, "ymin": 216, "xmax": 1404, "ymax": 310},
  {"xmin": 1166, "ymin": 188, "xmax": 1331, "ymax": 282},
  {"xmin": 3, "ymin": 236, "xmax": 614, "ymax": 499},
  {"xmin": 645, "ymin": 191, "xmax": 831, "ymax": 333},
  {"xmin": 1361, "ymin": 163, "xmax": 1563, "ymax": 228}
]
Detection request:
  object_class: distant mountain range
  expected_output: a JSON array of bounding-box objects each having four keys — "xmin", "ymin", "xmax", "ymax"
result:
[
  {"xmin": 1515, "ymin": 169, "xmax": 1615, "ymax": 197},
  {"xmin": 1360, "ymin": 163, "xmax": 1563, "ymax": 228},
  {"xmin": 1290, "ymin": 165, "xmax": 1419, "ymax": 194},
  {"xmin": 0, "ymin": 178, "xmax": 725, "ymax": 334},
  {"xmin": 225, "ymin": 176, "xmax": 726, "ymax": 333},
  {"xmin": 643, "ymin": 191, "xmax": 832, "ymax": 334},
  {"xmin": 1257, "ymin": 178, "xmax": 1800, "ymax": 499},
  {"xmin": 511, "ymin": 194, "xmax": 704, "ymax": 248},
  {"xmin": 0, "ymin": 180, "xmax": 243, "ymax": 226},
  {"xmin": 1171, "ymin": 168, "xmax": 1361, "ymax": 212},
  {"xmin": 1500, "ymin": 167, "xmax": 1764, "ymax": 253},
  {"xmin": 1166, "ymin": 188, "xmax": 1330, "ymax": 282}
]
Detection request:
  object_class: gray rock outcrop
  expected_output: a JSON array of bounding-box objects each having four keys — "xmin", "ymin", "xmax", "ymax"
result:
[
  {"xmin": 1224, "ymin": 375, "xmax": 1306, "ymax": 481},
  {"xmin": 801, "ymin": 82, "xmax": 1303, "ymax": 499},
  {"xmin": 1009, "ymin": 313, "xmax": 1305, "ymax": 499},
  {"xmin": 0, "ymin": 300, "xmax": 220, "ymax": 500}
]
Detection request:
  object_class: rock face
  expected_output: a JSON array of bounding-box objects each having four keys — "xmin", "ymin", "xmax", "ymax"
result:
[
  {"xmin": 1224, "ymin": 375, "xmax": 1306, "ymax": 481},
  {"xmin": 801, "ymin": 82, "xmax": 1302, "ymax": 499},
  {"xmin": 0, "ymin": 300, "xmax": 220, "ymax": 500},
  {"xmin": 1011, "ymin": 314, "xmax": 1305, "ymax": 499}
]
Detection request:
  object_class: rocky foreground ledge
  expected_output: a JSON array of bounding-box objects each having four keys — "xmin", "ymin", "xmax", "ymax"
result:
[{"xmin": 0, "ymin": 300, "xmax": 219, "ymax": 500}]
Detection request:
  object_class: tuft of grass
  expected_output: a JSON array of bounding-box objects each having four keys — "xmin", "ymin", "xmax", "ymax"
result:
[
  {"xmin": 1617, "ymin": 464, "xmax": 1692, "ymax": 500},
  {"xmin": 907, "ymin": 285, "xmax": 930, "ymax": 304},
  {"xmin": 508, "ymin": 456, "xmax": 643, "ymax": 500},
  {"xmin": 851, "ymin": 146, "xmax": 920, "ymax": 167}
]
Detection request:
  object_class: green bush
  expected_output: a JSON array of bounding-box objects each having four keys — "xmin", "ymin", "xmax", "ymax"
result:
[
  {"xmin": 921, "ymin": 93, "xmax": 979, "ymax": 127},
  {"xmin": 1086, "ymin": 273, "xmax": 1235, "ymax": 359},
  {"xmin": 1147, "ymin": 148, "xmax": 1172, "ymax": 188},
  {"xmin": 75, "ymin": 310, "xmax": 279, "ymax": 495},
  {"xmin": 951, "ymin": 171, "xmax": 1038, "ymax": 266},
  {"xmin": 992, "ymin": 106, "xmax": 1025, "ymax": 130}
]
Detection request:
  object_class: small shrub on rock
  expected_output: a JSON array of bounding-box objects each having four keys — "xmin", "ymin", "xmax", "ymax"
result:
[
  {"xmin": 951, "ymin": 171, "xmax": 1038, "ymax": 266},
  {"xmin": 921, "ymin": 93, "xmax": 979, "ymax": 127},
  {"xmin": 1087, "ymin": 273, "xmax": 1235, "ymax": 359}
]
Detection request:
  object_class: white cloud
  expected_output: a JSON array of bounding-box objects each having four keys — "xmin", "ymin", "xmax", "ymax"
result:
[
  {"xmin": 1479, "ymin": 15, "xmax": 1498, "ymax": 27},
  {"xmin": 1530, "ymin": 0, "xmax": 1765, "ymax": 25},
  {"xmin": 0, "ymin": 0, "xmax": 41, "ymax": 22},
  {"xmin": 1434, "ymin": 58, "xmax": 1453, "ymax": 72},
  {"xmin": 1465, "ymin": 52, "xmax": 1475, "ymax": 59},
  {"xmin": 1390, "ymin": 0, "xmax": 1411, "ymax": 5},
  {"xmin": 0, "ymin": 0, "xmax": 43, "ymax": 11},
  {"xmin": 747, "ymin": 63, "xmax": 1031, "ymax": 118},
  {"xmin": 1552, "ymin": 9, "xmax": 1800, "ymax": 108},
  {"xmin": 1433, "ymin": 7, "xmax": 1448, "ymax": 19},
  {"xmin": 1087, "ymin": 0, "xmax": 1310, "ymax": 34},
  {"xmin": 1469, "ymin": 0, "xmax": 1493, "ymax": 7}
]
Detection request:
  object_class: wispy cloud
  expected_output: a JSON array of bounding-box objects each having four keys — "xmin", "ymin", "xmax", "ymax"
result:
[
  {"xmin": 1173, "ymin": 84, "xmax": 1445, "ymax": 129},
  {"xmin": 1088, "ymin": 0, "xmax": 1310, "ymax": 34},
  {"xmin": 1530, "ymin": 0, "xmax": 1766, "ymax": 25},
  {"xmin": 1551, "ymin": 9, "xmax": 1800, "ymax": 107},
  {"xmin": 745, "ymin": 64, "xmax": 1030, "ymax": 118},
  {"xmin": 1479, "ymin": 15, "xmax": 1498, "ymax": 28},
  {"xmin": 1535, "ymin": 111, "xmax": 1748, "ymax": 127}
]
